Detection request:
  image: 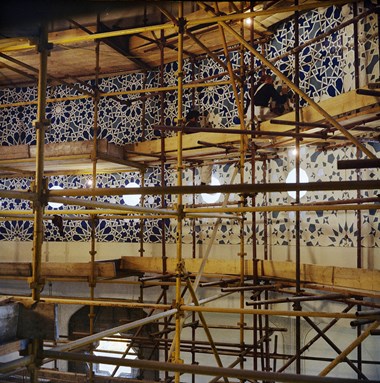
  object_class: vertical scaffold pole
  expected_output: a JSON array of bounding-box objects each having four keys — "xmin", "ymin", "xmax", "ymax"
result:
[
  {"xmin": 174, "ymin": 3, "xmax": 184, "ymax": 382},
  {"xmin": 139, "ymin": 170, "xmax": 146, "ymax": 258},
  {"xmin": 88, "ymin": 35, "xmax": 101, "ymax": 383},
  {"xmin": 214, "ymin": 3, "xmax": 247, "ymax": 376},
  {"xmin": 31, "ymin": 23, "xmax": 50, "ymax": 302},
  {"xmin": 248, "ymin": 1, "xmax": 259, "ymax": 373},
  {"xmin": 238, "ymin": 5, "xmax": 247, "ymax": 378},
  {"xmin": 356, "ymin": 147, "xmax": 363, "ymax": 376},
  {"xmin": 159, "ymin": 21, "xmax": 170, "ymax": 381},
  {"xmin": 293, "ymin": 0, "xmax": 302, "ymax": 376},
  {"xmin": 353, "ymin": 4, "xmax": 363, "ymax": 373}
]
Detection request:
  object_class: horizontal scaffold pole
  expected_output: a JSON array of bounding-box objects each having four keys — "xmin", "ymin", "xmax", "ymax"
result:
[
  {"xmin": 51, "ymin": 309, "xmax": 178, "ymax": 352},
  {"xmin": 189, "ymin": 0, "xmax": 358, "ymax": 26},
  {"xmin": 42, "ymin": 350, "xmax": 378, "ymax": 383},
  {"xmin": 0, "ymin": 190, "xmax": 36, "ymax": 201},
  {"xmin": 13, "ymin": 296, "xmax": 172, "ymax": 310},
  {"xmin": 47, "ymin": 180, "xmax": 380, "ymax": 197},
  {"xmin": 47, "ymin": 196, "xmax": 178, "ymax": 216},
  {"xmin": 181, "ymin": 305, "xmax": 357, "ymax": 319},
  {"xmin": 0, "ymin": 211, "xmax": 176, "ymax": 220},
  {"xmin": 0, "ymin": 79, "xmax": 232, "ymax": 109},
  {"xmin": 1, "ymin": 1, "xmax": 352, "ymax": 54},
  {"xmin": 184, "ymin": 203, "xmax": 379, "ymax": 214},
  {"xmin": 10, "ymin": 295, "xmax": 360, "ymax": 319}
]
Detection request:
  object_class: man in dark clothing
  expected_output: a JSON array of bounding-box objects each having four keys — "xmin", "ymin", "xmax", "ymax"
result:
[
  {"xmin": 273, "ymin": 84, "xmax": 294, "ymax": 115},
  {"xmin": 185, "ymin": 109, "xmax": 200, "ymax": 128},
  {"xmin": 246, "ymin": 74, "xmax": 288, "ymax": 123},
  {"xmin": 184, "ymin": 109, "xmax": 212, "ymax": 185}
]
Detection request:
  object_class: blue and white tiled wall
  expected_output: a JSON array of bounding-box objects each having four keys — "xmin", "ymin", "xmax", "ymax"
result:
[
  {"xmin": 0, "ymin": 2, "xmax": 379, "ymax": 246},
  {"xmin": 268, "ymin": 142, "xmax": 380, "ymax": 248}
]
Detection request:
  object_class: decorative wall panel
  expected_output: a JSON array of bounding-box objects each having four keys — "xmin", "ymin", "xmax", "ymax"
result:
[{"xmin": 0, "ymin": 3, "xmax": 378, "ymax": 248}]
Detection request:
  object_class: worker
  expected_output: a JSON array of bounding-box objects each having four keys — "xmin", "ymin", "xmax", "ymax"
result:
[
  {"xmin": 199, "ymin": 111, "xmax": 213, "ymax": 185},
  {"xmin": 200, "ymin": 164, "xmax": 212, "ymax": 186},
  {"xmin": 245, "ymin": 74, "xmax": 288, "ymax": 124},
  {"xmin": 184, "ymin": 109, "xmax": 213, "ymax": 185},
  {"xmin": 272, "ymin": 84, "xmax": 294, "ymax": 115},
  {"xmin": 200, "ymin": 110, "xmax": 212, "ymax": 129},
  {"xmin": 185, "ymin": 109, "xmax": 200, "ymax": 128}
]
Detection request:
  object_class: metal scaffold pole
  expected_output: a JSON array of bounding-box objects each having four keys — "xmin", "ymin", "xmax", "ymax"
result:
[
  {"xmin": 158, "ymin": 16, "xmax": 170, "ymax": 381},
  {"xmin": 294, "ymin": 0, "xmax": 302, "ymax": 375},
  {"xmin": 31, "ymin": 24, "xmax": 50, "ymax": 302},
  {"xmin": 1, "ymin": 2, "xmax": 379, "ymax": 382},
  {"xmin": 214, "ymin": 3, "xmax": 248, "ymax": 376},
  {"xmin": 173, "ymin": 3, "xmax": 184, "ymax": 382},
  {"xmin": 88, "ymin": 34, "xmax": 101, "ymax": 383},
  {"xmin": 247, "ymin": 0, "xmax": 260, "ymax": 373}
]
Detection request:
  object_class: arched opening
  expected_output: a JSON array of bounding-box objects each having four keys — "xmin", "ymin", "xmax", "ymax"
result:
[{"xmin": 68, "ymin": 306, "xmax": 158, "ymax": 380}]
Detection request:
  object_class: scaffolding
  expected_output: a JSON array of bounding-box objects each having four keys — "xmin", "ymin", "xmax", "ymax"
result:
[{"xmin": 0, "ymin": 1, "xmax": 379, "ymax": 383}]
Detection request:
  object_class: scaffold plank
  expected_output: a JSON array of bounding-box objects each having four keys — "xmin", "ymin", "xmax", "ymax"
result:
[{"xmin": 121, "ymin": 256, "xmax": 380, "ymax": 293}]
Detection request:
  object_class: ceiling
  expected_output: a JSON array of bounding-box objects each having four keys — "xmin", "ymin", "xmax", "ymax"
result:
[{"xmin": 0, "ymin": 1, "xmax": 290, "ymax": 88}]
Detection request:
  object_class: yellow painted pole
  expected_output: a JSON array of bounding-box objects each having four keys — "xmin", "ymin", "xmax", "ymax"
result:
[
  {"xmin": 88, "ymin": 39, "xmax": 101, "ymax": 383},
  {"xmin": 0, "ymin": 211, "xmax": 177, "ymax": 219},
  {"xmin": 189, "ymin": 0, "xmax": 358, "ymax": 26},
  {"xmin": 209, "ymin": 3, "xmax": 250, "ymax": 374},
  {"xmin": 14, "ymin": 295, "xmax": 172, "ymax": 310},
  {"xmin": 30, "ymin": 25, "xmax": 49, "ymax": 302},
  {"xmin": 319, "ymin": 320, "xmax": 380, "ymax": 376},
  {"xmin": 47, "ymin": 196, "xmax": 178, "ymax": 216},
  {"xmin": 0, "ymin": 95, "xmax": 91, "ymax": 108},
  {"xmin": 0, "ymin": 0, "xmax": 353, "ymax": 54},
  {"xmin": 0, "ymin": 24, "xmax": 174, "ymax": 53},
  {"xmin": 0, "ymin": 80, "xmax": 232, "ymax": 109}
]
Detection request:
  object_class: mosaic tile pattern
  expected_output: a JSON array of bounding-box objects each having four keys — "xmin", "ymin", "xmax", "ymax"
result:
[
  {"xmin": 268, "ymin": 143, "xmax": 380, "ymax": 248},
  {"xmin": 0, "ymin": 3, "xmax": 379, "ymax": 247},
  {"xmin": 0, "ymin": 104, "xmax": 37, "ymax": 145},
  {"xmin": 268, "ymin": 2, "xmax": 378, "ymax": 103},
  {"xmin": 195, "ymin": 55, "xmax": 236, "ymax": 128},
  {"xmin": 269, "ymin": 6, "xmax": 346, "ymax": 104},
  {"xmin": 0, "ymin": 177, "xmax": 33, "ymax": 240},
  {"xmin": 47, "ymin": 98, "xmax": 95, "ymax": 143},
  {"xmin": 0, "ymin": 146, "xmax": 379, "ymax": 246},
  {"xmin": 1, "ymin": 86, "xmax": 37, "ymax": 104},
  {"xmin": 335, "ymin": 3, "xmax": 379, "ymax": 92}
]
